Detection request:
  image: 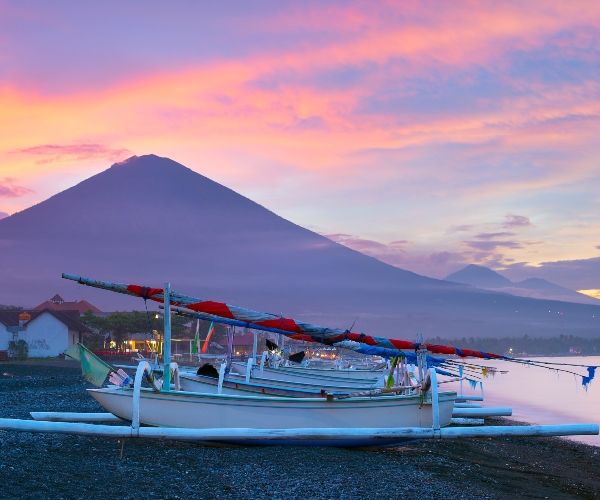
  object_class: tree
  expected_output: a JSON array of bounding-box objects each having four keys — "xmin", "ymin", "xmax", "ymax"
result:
[
  {"xmin": 80, "ymin": 310, "xmax": 207, "ymax": 350},
  {"xmin": 106, "ymin": 312, "xmax": 135, "ymax": 348},
  {"xmin": 128, "ymin": 311, "xmax": 190, "ymax": 339},
  {"xmin": 80, "ymin": 310, "xmax": 111, "ymax": 349}
]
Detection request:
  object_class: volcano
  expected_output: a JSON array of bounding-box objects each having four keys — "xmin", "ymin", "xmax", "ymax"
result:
[{"xmin": 1, "ymin": 154, "xmax": 598, "ymax": 338}]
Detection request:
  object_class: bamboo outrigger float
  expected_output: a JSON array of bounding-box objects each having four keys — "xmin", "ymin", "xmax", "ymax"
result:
[{"xmin": 0, "ymin": 273, "xmax": 597, "ymax": 447}]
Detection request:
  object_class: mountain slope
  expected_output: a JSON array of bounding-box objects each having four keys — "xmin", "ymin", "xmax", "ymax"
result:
[
  {"xmin": 1, "ymin": 154, "xmax": 599, "ymax": 338},
  {"xmin": 445, "ymin": 266, "xmax": 599, "ymax": 306}
]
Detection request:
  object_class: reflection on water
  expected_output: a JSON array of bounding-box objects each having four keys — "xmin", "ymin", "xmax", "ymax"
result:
[{"xmin": 445, "ymin": 356, "xmax": 600, "ymax": 447}]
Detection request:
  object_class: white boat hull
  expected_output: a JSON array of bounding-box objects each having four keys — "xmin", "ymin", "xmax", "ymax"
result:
[{"xmin": 88, "ymin": 387, "xmax": 456, "ymax": 446}]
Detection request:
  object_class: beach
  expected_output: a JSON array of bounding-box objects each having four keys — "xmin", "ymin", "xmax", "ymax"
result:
[{"xmin": 1, "ymin": 362, "xmax": 599, "ymax": 499}]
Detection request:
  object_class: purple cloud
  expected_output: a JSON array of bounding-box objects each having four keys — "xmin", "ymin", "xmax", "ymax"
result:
[
  {"xmin": 474, "ymin": 232, "xmax": 516, "ymax": 240},
  {"xmin": 324, "ymin": 233, "xmax": 471, "ymax": 277},
  {"xmin": 503, "ymin": 214, "xmax": 532, "ymax": 229},
  {"xmin": 324, "ymin": 233, "xmax": 392, "ymax": 253},
  {"xmin": 0, "ymin": 178, "xmax": 34, "ymax": 198},
  {"xmin": 463, "ymin": 240, "xmax": 523, "ymax": 251},
  {"xmin": 428, "ymin": 251, "xmax": 454, "ymax": 266},
  {"xmin": 388, "ymin": 240, "xmax": 410, "ymax": 250},
  {"xmin": 0, "ymin": 211, "xmax": 9, "ymax": 219},
  {"xmin": 16, "ymin": 144, "xmax": 132, "ymax": 164}
]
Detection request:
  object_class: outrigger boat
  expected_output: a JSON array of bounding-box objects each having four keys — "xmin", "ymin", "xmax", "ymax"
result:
[{"xmin": 0, "ymin": 273, "xmax": 597, "ymax": 448}]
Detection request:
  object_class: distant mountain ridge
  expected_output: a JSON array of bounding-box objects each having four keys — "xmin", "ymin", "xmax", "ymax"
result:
[
  {"xmin": 445, "ymin": 264, "xmax": 599, "ymax": 305},
  {"xmin": 1, "ymin": 154, "xmax": 599, "ymax": 338}
]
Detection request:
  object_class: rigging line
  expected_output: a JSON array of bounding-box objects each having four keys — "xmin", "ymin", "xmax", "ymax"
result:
[
  {"xmin": 443, "ymin": 359, "xmax": 503, "ymax": 372},
  {"xmin": 499, "ymin": 358, "xmax": 592, "ymax": 380},
  {"xmin": 431, "ymin": 365, "xmax": 483, "ymax": 381},
  {"xmin": 438, "ymin": 364, "xmax": 490, "ymax": 376},
  {"xmin": 499, "ymin": 358, "xmax": 598, "ymax": 369},
  {"xmin": 143, "ymin": 299, "xmax": 154, "ymax": 337}
]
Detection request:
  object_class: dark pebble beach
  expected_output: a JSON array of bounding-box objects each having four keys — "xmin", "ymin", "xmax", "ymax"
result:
[{"xmin": 1, "ymin": 362, "xmax": 599, "ymax": 500}]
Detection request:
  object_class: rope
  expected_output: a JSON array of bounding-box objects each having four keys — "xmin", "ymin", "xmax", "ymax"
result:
[{"xmin": 143, "ymin": 299, "xmax": 155, "ymax": 343}]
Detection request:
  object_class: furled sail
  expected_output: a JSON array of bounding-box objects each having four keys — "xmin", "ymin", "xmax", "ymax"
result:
[{"xmin": 62, "ymin": 273, "xmax": 597, "ymax": 387}]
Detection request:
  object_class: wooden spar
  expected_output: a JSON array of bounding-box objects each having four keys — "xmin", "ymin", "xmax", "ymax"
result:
[
  {"xmin": 0, "ymin": 419, "xmax": 597, "ymax": 443},
  {"xmin": 60, "ymin": 273, "xmax": 498, "ymax": 360}
]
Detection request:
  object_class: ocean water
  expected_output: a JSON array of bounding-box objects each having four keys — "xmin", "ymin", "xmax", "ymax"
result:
[{"xmin": 445, "ymin": 355, "xmax": 600, "ymax": 447}]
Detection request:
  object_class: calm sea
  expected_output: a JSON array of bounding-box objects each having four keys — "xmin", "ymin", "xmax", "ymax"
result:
[{"xmin": 445, "ymin": 355, "xmax": 600, "ymax": 447}]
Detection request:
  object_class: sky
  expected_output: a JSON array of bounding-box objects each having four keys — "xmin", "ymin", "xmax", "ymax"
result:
[{"xmin": 1, "ymin": 1, "xmax": 599, "ymax": 294}]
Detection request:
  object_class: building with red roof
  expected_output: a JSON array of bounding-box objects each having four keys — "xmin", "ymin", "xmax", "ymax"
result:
[
  {"xmin": 0, "ymin": 308, "xmax": 92, "ymax": 357},
  {"xmin": 33, "ymin": 294, "xmax": 101, "ymax": 315}
]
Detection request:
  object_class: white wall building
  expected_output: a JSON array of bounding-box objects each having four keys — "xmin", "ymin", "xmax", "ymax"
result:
[{"xmin": 0, "ymin": 309, "xmax": 91, "ymax": 358}]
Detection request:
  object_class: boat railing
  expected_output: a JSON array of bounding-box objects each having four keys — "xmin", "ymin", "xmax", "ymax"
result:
[{"xmin": 132, "ymin": 360, "xmax": 181, "ymax": 429}]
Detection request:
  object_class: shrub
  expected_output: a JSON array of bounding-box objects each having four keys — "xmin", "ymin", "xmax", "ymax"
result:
[{"xmin": 8, "ymin": 339, "xmax": 29, "ymax": 360}]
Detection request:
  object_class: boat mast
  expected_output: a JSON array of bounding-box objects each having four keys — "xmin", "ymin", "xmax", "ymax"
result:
[{"xmin": 163, "ymin": 282, "xmax": 172, "ymax": 391}]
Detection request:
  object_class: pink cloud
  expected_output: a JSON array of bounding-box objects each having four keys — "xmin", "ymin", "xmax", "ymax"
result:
[
  {"xmin": 0, "ymin": 178, "xmax": 34, "ymax": 198},
  {"xmin": 16, "ymin": 144, "xmax": 132, "ymax": 165}
]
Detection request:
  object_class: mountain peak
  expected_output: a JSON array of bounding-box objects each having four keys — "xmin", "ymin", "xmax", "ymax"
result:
[{"xmin": 445, "ymin": 264, "xmax": 512, "ymax": 288}]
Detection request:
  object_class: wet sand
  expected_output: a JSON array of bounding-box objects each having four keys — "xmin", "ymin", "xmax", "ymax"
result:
[{"xmin": 1, "ymin": 363, "xmax": 599, "ymax": 499}]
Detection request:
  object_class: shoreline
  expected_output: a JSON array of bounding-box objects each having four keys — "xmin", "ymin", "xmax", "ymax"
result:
[{"xmin": 1, "ymin": 363, "xmax": 599, "ymax": 498}]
